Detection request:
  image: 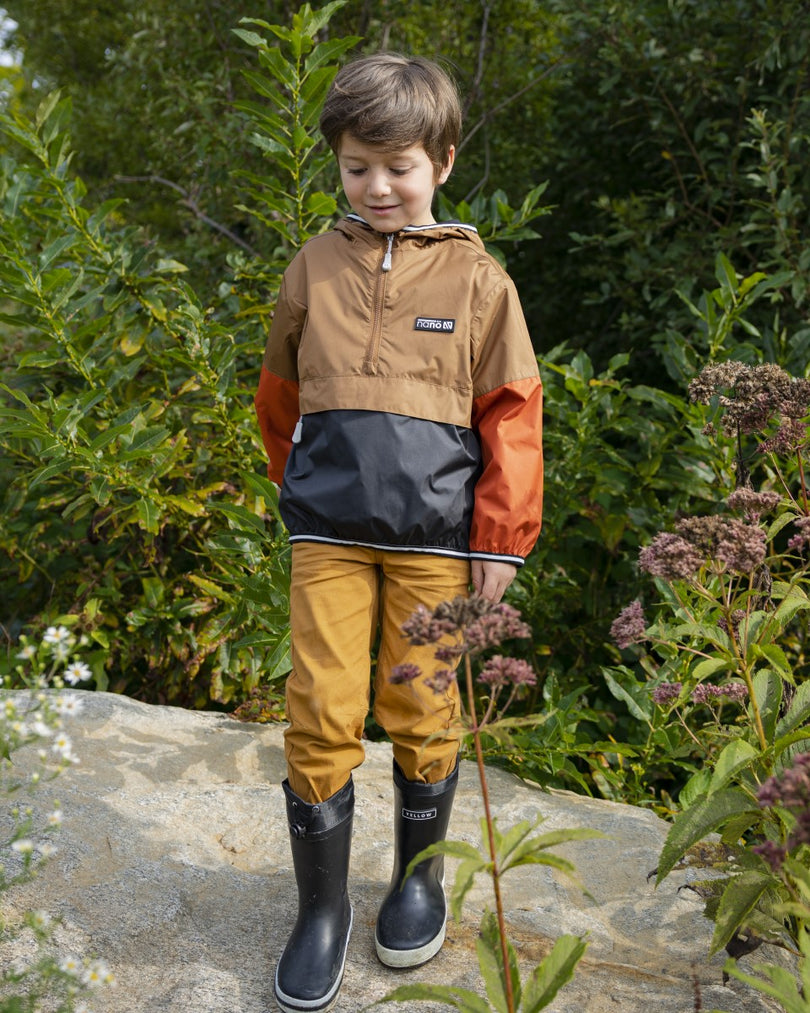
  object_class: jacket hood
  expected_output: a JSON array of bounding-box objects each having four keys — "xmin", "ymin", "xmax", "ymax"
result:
[{"xmin": 335, "ymin": 214, "xmax": 484, "ymax": 250}]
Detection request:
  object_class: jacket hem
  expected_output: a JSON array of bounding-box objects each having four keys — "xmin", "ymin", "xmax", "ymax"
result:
[{"xmin": 288, "ymin": 534, "xmax": 471, "ymax": 560}]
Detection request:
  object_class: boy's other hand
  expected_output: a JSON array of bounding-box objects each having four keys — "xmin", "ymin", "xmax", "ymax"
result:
[{"xmin": 470, "ymin": 559, "xmax": 518, "ymax": 604}]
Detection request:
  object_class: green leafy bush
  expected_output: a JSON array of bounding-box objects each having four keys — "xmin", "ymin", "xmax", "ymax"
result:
[{"xmin": 0, "ymin": 3, "xmax": 551, "ymax": 713}]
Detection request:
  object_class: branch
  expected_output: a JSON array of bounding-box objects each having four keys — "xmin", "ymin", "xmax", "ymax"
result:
[
  {"xmin": 114, "ymin": 174, "xmax": 260, "ymax": 257},
  {"xmin": 457, "ymin": 44, "xmax": 589, "ymax": 157}
]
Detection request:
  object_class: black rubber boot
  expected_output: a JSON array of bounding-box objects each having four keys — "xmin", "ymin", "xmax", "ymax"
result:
[
  {"xmin": 375, "ymin": 760, "xmax": 458, "ymax": 968},
  {"xmin": 274, "ymin": 777, "xmax": 354, "ymax": 1013}
]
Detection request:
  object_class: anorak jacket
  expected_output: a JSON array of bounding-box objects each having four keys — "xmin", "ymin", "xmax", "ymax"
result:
[{"xmin": 254, "ymin": 214, "xmax": 543, "ymax": 566}]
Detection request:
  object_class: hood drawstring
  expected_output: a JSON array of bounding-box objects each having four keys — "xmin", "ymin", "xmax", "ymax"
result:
[{"xmin": 382, "ymin": 233, "xmax": 394, "ymax": 272}]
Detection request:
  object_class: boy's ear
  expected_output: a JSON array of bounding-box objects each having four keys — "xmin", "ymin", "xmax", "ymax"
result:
[{"xmin": 436, "ymin": 145, "xmax": 455, "ymax": 186}]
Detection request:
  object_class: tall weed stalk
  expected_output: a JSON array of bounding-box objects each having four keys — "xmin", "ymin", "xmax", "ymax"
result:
[{"xmin": 375, "ymin": 595, "xmax": 600, "ymax": 1013}]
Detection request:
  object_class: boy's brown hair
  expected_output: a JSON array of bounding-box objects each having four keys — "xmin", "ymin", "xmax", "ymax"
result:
[{"xmin": 319, "ymin": 53, "xmax": 462, "ymax": 175}]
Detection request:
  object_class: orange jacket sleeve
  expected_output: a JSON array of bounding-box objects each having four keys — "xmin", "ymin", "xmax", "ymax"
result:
[
  {"xmin": 254, "ymin": 271, "xmax": 304, "ymax": 485},
  {"xmin": 469, "ymin": 375, "xmax": 544, "ymax": 564},
  {"xmin": 254, "ymin": 368, "xmax": 300, "ymax": 485}
]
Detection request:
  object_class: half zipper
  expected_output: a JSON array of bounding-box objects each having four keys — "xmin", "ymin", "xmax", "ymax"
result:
[
  {"xmin": 363, "ymin": 233, "xmax": 396, "ymax": 373},
  {"xmin": 381, "ymin": 233, "xmax": 394, "ymax": 272}
]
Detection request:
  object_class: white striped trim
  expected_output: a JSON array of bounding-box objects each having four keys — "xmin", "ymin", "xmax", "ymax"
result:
[{"xmin": 288, "ymin": 534, "xmax": 470, "ymax": 560}]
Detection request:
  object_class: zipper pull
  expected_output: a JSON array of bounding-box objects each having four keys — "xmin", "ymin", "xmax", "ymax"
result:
[
  {"xmin": 382, "ymin": 234, "xmax": 394, "ymax": 272},
  {"xmin": 292, "ymin": 417, "xmax": 303, "ymax": 444}
]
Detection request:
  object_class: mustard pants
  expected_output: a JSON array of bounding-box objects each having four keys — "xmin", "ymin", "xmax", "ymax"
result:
[{"xmin": 285, "ymin": 543, "xmax": 470, "ymax": 803}]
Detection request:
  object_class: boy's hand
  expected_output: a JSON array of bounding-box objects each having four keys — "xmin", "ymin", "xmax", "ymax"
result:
[{"xmin": 471, "ymin": 559, "xmax": 518, "ymax": 604}]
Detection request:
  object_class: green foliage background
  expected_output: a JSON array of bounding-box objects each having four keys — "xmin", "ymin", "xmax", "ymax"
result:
[{"xmin": 0, "ymin": 0, "xmax": 808, "ymax": 808}]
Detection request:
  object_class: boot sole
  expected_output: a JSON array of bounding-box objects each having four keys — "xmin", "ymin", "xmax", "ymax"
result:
[
  {"xmin": 374, "ymin": 917, "xmax": 446, "ymax": 969},
  {"xmin": 274, "ymin": 908, "xmax": 353, "ymax": 1013}
]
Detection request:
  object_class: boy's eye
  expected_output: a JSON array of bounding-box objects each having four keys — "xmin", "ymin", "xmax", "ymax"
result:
[
  {"xmin": 390, "ymin": 168, "xmax": 409, "ymax": 176},
  {"xmin": 345, "ymin": 167, "xmax": 366, "ymax": 176}
]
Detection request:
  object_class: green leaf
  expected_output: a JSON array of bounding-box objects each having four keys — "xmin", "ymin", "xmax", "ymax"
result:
[
  {"xmin": 187, "ymin": 574, "xmax": 235, "ymax": 604},
  {"xmin": 231, "ymin": 27, "xmax": 267, "ymax": 49},
  {"xmin": 692, "ymin": 657, "xmax": 733, "ymax": 680},
  {"xmin": 520, "ymin": 934, "xmax": 588, "ymax": 1013},
  {"xmin": 375, "ymin": 983, "xmax": 491, "ymax": 1011},
  {"xmin": 708, "ymin": 739, "xmax": 759, "ymax": 795},
  {"xmin": 135, "ymin": 498, "xmax": 161, "ymax": 535},
  {"xmin": 709, "ymin": 870, "xmax": 776, "ymax": 955},
  {"xmin": 751, "ymin": 670, "xmax": 782, "ymax": 740},
  {"xmin": 601, "ymin": 667, "xmax": 653, "ymax": 721},
  {"xmin": 656, "ymin": 789, "xmax": 756, "ymax": 884},
  {"xmin": 450, "ymin": 856, "xmax": 490, "ymax": 922},
  {"xmin": 753, "ymin": 643, "xmax": 793, "ymax": 682},
  {"xmin": 775, "ymin": 679, "xmax": 810, "ymax": 738},
  {"xmin": 477, "ymin": 910, "xmax": 520, "ymax": 1013}
]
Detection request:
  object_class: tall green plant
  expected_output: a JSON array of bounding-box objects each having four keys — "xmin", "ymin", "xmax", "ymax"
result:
[
  {"xmin": 607, "ymin": 355, "xmax": 810, "ymax": 963},
  {"xmin": 374, "ymin": 595, "xmax": 597, "ymax": 1013}
]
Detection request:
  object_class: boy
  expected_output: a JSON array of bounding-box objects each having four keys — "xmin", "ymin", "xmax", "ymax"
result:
[{"xmin": 254, "ymin": 53, "xmax": 543, "ymax": 1013}]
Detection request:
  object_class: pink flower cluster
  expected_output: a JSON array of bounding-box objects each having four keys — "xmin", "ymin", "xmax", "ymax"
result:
[
  {"xmin": 753, "ymin": 753, "xmax": 810, "ymax": 871},
  {"xmin": 638, "ymin": 514, "xmax": 767, "ymax": 581},
  {"xmin": 787, "ymin": 515, "xmax": 810, "ymax": 555},
  {"xmin": 688, "ymin": 361, "xmax": 810, "ymax": 446},
  {"xmin": 477, "ymin": 655, "xmax": 537, "ymax": 689},
  {"xmin": 650, "ymin": 681, "xmax": 748, "ymax": 707},
  {"xmin": 610, "ymin": 599, "xmax": 648, "ymax": 649},
  {"xmin": 689, "ymin": 682, "xmax": 748, "ymax": 704},
  {"xmin": 393, "ymin": 594, "xmax": 535, "ymax": 695}
]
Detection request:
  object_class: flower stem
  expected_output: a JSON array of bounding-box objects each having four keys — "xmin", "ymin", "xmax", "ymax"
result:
[{"xmin": 463, "ymin": 654, "xmax": 515, "ymax": 1013}]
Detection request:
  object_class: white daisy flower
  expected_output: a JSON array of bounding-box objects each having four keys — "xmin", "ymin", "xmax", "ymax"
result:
[
  {"xmin": 82, "ymin": 959, "xmax": 115, "ymax": 987},
  {"xmin": 43, "ymin": 626, "xmax": 73, "ymax": 646},
  {"xmin": 31, "ymin": 719, "xmax": 54, "ymax": 738},
  {"xmin": 63, "ymin": 661, "xmax": 92, "ymax": 686},
  {"xmin": 31, "ymin": 910, "xmax": 52, "ymax": 930},
  {"xmin": 59, "ymin": 955, "xmax": 82, "ymax": 977},
  {"xmin": 11, "ymin": 839, "xmax": 34, "ymax": 855},
  {"xmin": 51, "ymin": 642, "xmax": 71, "ymax": 662},
  {"xmin": 16, "ymin": 643, "xmax": 37, "ymax": 660},
  {"xmin": 52, "ymin": 734, "xmax": 78, "ymax": 762},
  {"xmin": 48, "ymin": 808, "xmax": 63, "ymax": 827},
  {"xmin": 54, "ymin": 694, "xmax": 84, "ymax": 717}
]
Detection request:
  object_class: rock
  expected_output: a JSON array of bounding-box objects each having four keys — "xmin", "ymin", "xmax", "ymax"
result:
[{"xmin": 0, "ymin": 690, "xmax": 789, "ymax": 1012}]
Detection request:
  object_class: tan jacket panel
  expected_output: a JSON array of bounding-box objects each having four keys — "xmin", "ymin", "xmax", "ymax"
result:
[{"xmin": 262, "ymin": 218, "xmax": 538, "ymax": 428}]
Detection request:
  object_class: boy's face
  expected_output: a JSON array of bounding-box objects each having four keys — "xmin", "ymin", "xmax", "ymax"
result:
[{"xmin": 337, "ymin": 134, "xmax": 454, "ymax": 232}]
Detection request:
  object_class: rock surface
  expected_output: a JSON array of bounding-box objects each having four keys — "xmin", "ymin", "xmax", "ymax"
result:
[{"xmin": 0, "ymin": 691, "xmax": 789, "ymax": 1012}]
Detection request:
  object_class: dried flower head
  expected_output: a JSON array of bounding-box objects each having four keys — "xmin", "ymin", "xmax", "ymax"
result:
[
  {"xmin": 390, "ymin": 663, "xmax": 422, "ymax": 685},
  {"xmin": 787, "ymin": 515, "xmax": 810, "ymax": 555},
  {"xmin": 689, "ymin": 361, "xmax": 810, "ymax": 453},
  {"xmin": 610, "ymin": 600, "xmax": 648, "ymax": 649},
  {"xmin": 477, "ymin": 655, "xmax": 537, "ymax": 689},
  {"xmin": 651, "ymin": 682, "xmax": 683, "ymax": 705},
  {"xmin": 753, "ymin": 753, "xmax": 810, "ymax": 870},
  {"xmin": 718, "ymin": 608, "xmax": 747, "ymax": 638},
  {"xmin": 726, "ymin": 488, "xmax": 781, "ymax": 520},
  {"xmin": 690, "ymin": 682, "xmax": 749, "ymax": 705},
  {"xmin": 639, "ymin": 533, "xmax": 704, "ymax": 581},
  {"xmin": 674, "ymin": 515, "xmax": 767, "ymax": 574},
  {"xmin": 758, "ymin": 418, "xmax": 809, "ymax": 455},
  {"xmin": 424, "ymin": 669, "xmax": 458, "ymax": 694}
]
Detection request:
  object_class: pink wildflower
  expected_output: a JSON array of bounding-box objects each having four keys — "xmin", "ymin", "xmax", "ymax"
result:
[
  {"xmin": 610, "ymin": 600, "xmax": 648, "ymax": 649},
  {"xmin": 477, "ymin": 655, "xmax": 536, "ymax": 689}
]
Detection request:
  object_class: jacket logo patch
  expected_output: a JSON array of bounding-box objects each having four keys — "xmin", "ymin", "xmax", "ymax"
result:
[
  {"xmin": 414, "ymin": 316, "xmax": 455, "ymax": 333},
  {"xmin": 402, "ymin": 806, "xmax": 437, "ymax": 821}
]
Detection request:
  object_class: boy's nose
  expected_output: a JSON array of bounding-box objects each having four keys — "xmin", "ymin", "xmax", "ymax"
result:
[{"xmin": 367, "ymin": 171, "xmax": 391, "ymax": 197}]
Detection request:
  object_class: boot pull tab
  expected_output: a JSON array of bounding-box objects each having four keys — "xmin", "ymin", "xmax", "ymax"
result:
[
  {"xmin": 382, "ymin": 234, "xmax": 394, "ymax": 272},
  {"xmin": 290, "ymin": 799, "xmax": 320, "ymax": 838}
]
